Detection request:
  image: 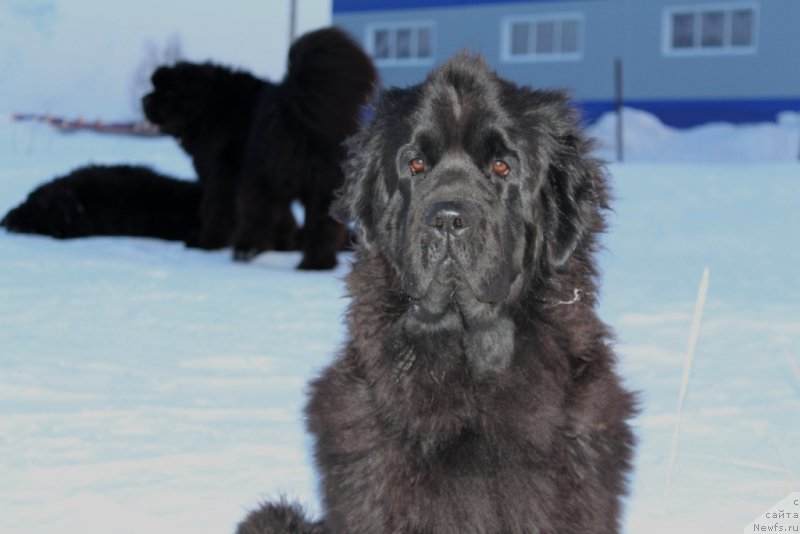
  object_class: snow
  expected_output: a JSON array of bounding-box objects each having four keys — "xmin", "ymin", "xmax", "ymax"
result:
[
  {"xmin": 601, "ymin": 160, "xmax": 800, "ymax": 532},
  {"xmin": 1, "ymin": 3, "xmax": 799, "ymax": 533},
  {"xmin": 589, "ymin": 108, "xmax": 800, "ymax": 163}
]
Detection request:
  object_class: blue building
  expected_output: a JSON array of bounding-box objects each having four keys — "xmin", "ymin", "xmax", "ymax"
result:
[{"xmin": 332, "ymin": 0, "xmax": 800, "ymax": 127}]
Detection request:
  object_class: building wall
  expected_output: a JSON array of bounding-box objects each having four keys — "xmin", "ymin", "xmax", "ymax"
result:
[
  {"xmin": 333, "ymin": 0, "xmax": 800, "ymax": 126},
  {"xmin": 334, "ymin": 1, "xmax": 619, "ymax": 97},
  {"xmin": 622, "ymin": 0, "xmax": 800, "ymax": 100}
]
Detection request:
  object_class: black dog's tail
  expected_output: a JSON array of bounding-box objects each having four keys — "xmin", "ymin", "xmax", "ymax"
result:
[
  {"xmin": 1, "ymin": 164, "xmax": 201, "ymax": 242},
  {"xmin": 281, "ymin": 27, "xmax": 377, "ymax": 144},
  {"xmin": 236, "ymin": 500, "xmax": 325, "ymax": 534}
]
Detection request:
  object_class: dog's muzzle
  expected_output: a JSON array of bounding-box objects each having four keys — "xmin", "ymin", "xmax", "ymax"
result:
[{"xmin": 402, "ymin": 196, "xmax": 513, "ymax": 324}]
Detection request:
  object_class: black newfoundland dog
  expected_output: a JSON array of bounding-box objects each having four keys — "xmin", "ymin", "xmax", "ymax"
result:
[
  {"xmin": 1, "ymin": 165, "xmax": 200, "ymax": 241},
  {"xmin": 3, "ymin": 27, "xmax": 375, "ymax": 270},
  {"xmin": 143, "ymin": 27, "xmax": 376, "ymax": 268},
  {"xmin": 236, "ymin": 54, "xmax": 636, "ymax": 533}
]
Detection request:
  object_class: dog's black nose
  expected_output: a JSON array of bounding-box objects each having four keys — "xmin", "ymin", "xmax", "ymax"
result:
[{"xmin": 424, "ymin": 201, "xmax": 478, "ymax": 233}]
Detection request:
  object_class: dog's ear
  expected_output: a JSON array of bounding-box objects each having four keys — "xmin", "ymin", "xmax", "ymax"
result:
[
  {"xmin": 330, "ymin": 127, "xmax": 366, "ymax": 223},
  {"xmin": 542, "ymin": 132, "xmax": 606, "ymax": 267},
  {"xmin": 332, "ymin": 87, "xmax": 415, "ymax": 249},
  {"xmin": 331, "ymin": 124, "xmax": 381, "ymax": 248},
  {"xmin": 149, "ymin": 65, "xmax": 171, "ymax": 86}
]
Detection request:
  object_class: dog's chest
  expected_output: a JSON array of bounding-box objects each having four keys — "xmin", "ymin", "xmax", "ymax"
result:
[{"xmin": 372, "ymin": 433, "xmax": 559, "ymax": 534}]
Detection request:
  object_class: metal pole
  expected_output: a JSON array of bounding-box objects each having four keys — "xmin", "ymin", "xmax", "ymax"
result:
[
  {"xmin": 614, "ymin": 58, "xmax": 624, "ymax": 163},
  {"xmin": 289, "ymin": 0, "xmax": 298, "ymax": 45}
]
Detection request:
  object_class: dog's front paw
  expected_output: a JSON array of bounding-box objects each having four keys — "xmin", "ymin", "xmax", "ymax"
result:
[
  {"xmin": 233, "ymin": 246, "xmax": 263, "ymax": 262},
  {"xmin": 297, "ymin": 252, "xmax": 337, "ymax": 270}
]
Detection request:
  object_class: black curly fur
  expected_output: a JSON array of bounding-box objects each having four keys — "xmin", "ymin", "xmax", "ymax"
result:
[
  {"xmin": 143, "ymin": 27, "xmax": 376, "ymax": 269},
  {"xmin": 1, "ymin": 165, "xmax": 200, "ymax": 240},
  {"xmin": 237, "ymin": 501, "xmax": 324, "ymax": 534},
  {"xmin": 236, "ymin": 54, "xmax": 636, "ymax": 533}
]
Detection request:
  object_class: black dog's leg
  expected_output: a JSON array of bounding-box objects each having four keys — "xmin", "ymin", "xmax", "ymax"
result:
[
  {"xmin": 188, "ymin": 178, "xmax": 236, "ymax": 249},
  {"xmin": 298, "ymin": 188, "xmax": 345, "ymax": 270},
  {"xmin": 232, "ymin": 172, "xmax": 297, "ymax": 262},
  {"xmin": 272, "ymin": 205, "xmax": 299, "ymax": 252}
]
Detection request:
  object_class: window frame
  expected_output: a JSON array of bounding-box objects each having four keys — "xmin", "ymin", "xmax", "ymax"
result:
[
  {"xmin": 500, "ymin": 12, "xmax": 585, "ymax": 63},
  {"xmin": 365, "ymin": 21, "xmax": 436, "ymax": 67},
  {"xmin": 661, "ymin": 2, "xmax": 759, "ymax": 57}
]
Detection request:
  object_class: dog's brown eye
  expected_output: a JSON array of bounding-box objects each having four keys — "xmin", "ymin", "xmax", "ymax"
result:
[
  {"xmin": 492, "ymin": 160, "xmax": 510, "ymax": 178},
  {"xmin": 410, "ymin": 158, "xmax": 426, "ymax": 174}
]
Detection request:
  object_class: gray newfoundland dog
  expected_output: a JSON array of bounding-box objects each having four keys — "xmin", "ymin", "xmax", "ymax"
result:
[{"xmin": 236, "ymin": 53, "xmax": 636, "ymax": 534}]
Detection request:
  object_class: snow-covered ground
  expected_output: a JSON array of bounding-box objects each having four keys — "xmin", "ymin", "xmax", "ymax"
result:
[{"xmin": 1, "ymin": 110, "xmax": 798, "ymax": 534}]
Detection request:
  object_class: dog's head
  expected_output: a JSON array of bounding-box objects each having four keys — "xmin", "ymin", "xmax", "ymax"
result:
[
  {"xmin": 335, "ymin": 54, "xmax": 606, "ymax": 331},
  {"xmin": 142, "ymin": 61, "xmax": 264, "ymax": 152},
  {"xmin": 143, "ymin": 62, "xmax": 205, "ymax": 140}
]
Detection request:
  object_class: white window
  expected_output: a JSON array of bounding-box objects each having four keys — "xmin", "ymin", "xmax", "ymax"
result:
[
  {"xmin": 366, "ymin": 22, "xmax": 435, "ymax": 66},
  {"xmin": 663, "ymin": 3, "xmax": 757, "ymax": 56},
  {"xmin": 501, "ymin": 13, "xmax": 584, "ymax": 62}
]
